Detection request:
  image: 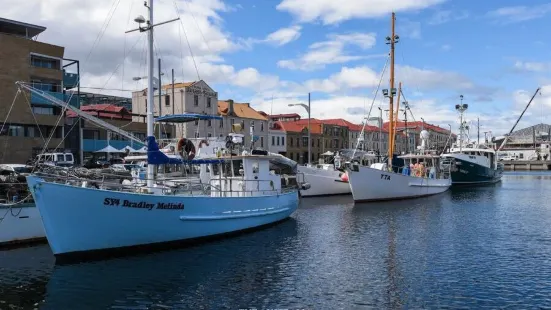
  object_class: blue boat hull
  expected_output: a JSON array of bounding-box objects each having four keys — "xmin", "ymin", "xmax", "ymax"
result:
[{"xmin": 27, "ymin": 176, "xmax": 299, "ymax": 257}]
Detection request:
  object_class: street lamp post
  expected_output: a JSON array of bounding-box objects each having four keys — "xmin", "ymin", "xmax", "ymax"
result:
[{"xmin": 289, "ymin": 92, "xmax": 311, "ymax": 165}]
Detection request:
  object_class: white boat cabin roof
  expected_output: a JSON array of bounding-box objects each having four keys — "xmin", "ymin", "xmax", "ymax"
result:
[{"xmin": 398, "ymin": 154, "xmax": 442, "ymax": 159}]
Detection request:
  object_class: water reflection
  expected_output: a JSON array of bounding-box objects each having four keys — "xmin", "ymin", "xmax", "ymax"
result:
[
  {"xmin": 2, "ymin": 172, "xmax": 551, "ymax": 308},
  {"xmin": 41, "ymin": 219, "xmax": 298, "ymax": 310}
]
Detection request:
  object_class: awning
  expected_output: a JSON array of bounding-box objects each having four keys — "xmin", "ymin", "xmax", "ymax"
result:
[
  {"xmin": 94, "ymin": 145, "xmax": 126, "ymax": 153},
  {"xmin": 155, "ymin": 113, "xmax": 223, "ymax": 123}
]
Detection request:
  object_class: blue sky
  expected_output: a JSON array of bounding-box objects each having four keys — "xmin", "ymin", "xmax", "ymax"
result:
[{"xmin": 5, "ymin": 0, "xmax": 551, "ymax": 136}]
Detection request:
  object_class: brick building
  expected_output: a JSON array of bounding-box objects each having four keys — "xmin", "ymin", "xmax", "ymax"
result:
[{"xmin": 0, "ymin": 17, "xmax": 74, "ymax": 163}]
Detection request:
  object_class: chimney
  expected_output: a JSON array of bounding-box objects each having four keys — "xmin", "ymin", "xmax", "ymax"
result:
[{"xmin": 227, "ymin": 99, "xmax": 234, "ymax": 116}]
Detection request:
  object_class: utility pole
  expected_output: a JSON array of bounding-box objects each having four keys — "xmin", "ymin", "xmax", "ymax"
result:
[{"xmin": 158, "ymin": 58, "xmax": 162, "ymax": 139}]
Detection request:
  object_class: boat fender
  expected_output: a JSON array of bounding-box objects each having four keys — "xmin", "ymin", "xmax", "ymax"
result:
[{"xmin": 340, "ymin": 172, "xmax": 349, "ymax": 182}]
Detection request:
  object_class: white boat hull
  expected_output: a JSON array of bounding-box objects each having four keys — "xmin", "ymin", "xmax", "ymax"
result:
[
  {"xmin": 347, "ymin": 166, "xmax": 451, "ymax": 202},
  {"xmin": 297, "ymin": 165, "xmax": 350, "ymax": 197},
  {"xmin": 0, "ymin": 204, "xmax": 46, "ymax": 245}
]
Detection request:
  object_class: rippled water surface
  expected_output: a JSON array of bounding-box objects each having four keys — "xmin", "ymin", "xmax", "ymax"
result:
[{"xmin": 2, "ymin": 172, "xmax": 551, "ymax": 309}]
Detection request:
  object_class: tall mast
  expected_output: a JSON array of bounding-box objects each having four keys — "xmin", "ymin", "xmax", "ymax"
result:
[
  {"xmin": 387, "ymin": 12, "xmax": 398, "ymax": 167},
  {"xmin": 146, "ymin": 0, "xmax": 155, "ymax": 188}
]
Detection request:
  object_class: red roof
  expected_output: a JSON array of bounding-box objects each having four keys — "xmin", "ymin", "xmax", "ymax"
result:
[
  {"xmin": 276, "ymin": 120, "xmax": 323, "ymax": 134},
  {"xmin": 66, "ymin": 104, "xmax": 131, "ymax": 120},
  {"xmin": 383, "ymin": 121, "xmax": 452, "ymax": 135}
]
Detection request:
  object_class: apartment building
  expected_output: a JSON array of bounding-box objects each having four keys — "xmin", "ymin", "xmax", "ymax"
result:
[
  {"xmin": 131, "ymin": 80, "xmax": 219, "ymax": 137},
  {"xmin": 0, "ymin": 17, "xmax": 75, "ymax": 163},
  {"xmin": 217, "ymin": 100, "xmax": 268, "ymax": 149},
  {"xmin": 131, "ymin": 81, "xmax": 268, "ymax": 148},
  {"xmin": 384, "ymin": 121, "xmax": 455, "ymax": 153},
  {"xmin": 277, "ymin": 119, "xmax": 351, "ymax": 164}
]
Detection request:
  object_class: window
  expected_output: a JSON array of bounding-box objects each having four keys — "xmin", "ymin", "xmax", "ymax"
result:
[
  {"xmin": 194, "ymin": 95, "xmax": 199, "ymax": 106},
  {"xmin": 317, "ymin": 139, "xmax": 320, "ymax": 147},
  {"xmin": 194, "ymin": 120, "xmax": 199, "ymax": 126},
  {"xmin": 282, "ymin": 137, "xmax": 285, "ymax": 145},
  {"xmin": 30, "ymin": 55, "xmax": 60, "ymax": 69},
  {"xmin": 302, "ymin": 137, "xmax": 308, "ymax": 147},
  {"xmin": 207, "ymin": 120, "xmax": 212, "ymax": 127},
  {"xmin": 261, "ymin": 122, "xmax": 264, "ymax": 131},
  {"xmin": 195, "ymin": 132, "xmax": 199, "ymax": 138},
  {"xmin": 165, "ymin": 95, "xmax": 170, "ymax": 106},
  {"xmin": 208, "ymin": 133, "xmax": 212, "ymax": 137},
  {"xmin": 207, "ymin": 97, "xmax": 211, "ymax": 108},
  {"xmin": 290, "ymin": 137, "xmax": 293, "ymax": 147},
  {"xmin": 219, "ymin": 119, "xmax": 224, "ymax": 128},
  {"xmin": 32, "ymin": 106, "xmax": 54, "ymax": 115},
  {"xmin": 27, "ymin": 126, "xmax": 36, "ymax": 138},
  {"xmin": 241, "ymin": 120, "xmax": 245, "ymax": 129},
  {"xmin": 8, "ymin": 125, "xmax": 24, "ymax": 137},
  {"xmin": 277, "ymin": 136, "xmax": 280, "ymax": 146},
  {"xmin": 261, "ymin": 136, "xmax": 264, "ymax": 148},
  {"xmin": 272, "ymin": 136, "xmax": 275, "ymax": 146}
]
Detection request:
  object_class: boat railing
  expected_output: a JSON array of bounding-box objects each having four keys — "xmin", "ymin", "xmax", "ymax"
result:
[{"xmin": 32, "ymin": 171, "xmax": 303, "ymax": 197}]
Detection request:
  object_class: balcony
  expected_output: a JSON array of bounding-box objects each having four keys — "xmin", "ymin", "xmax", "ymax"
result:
[
  {"xmin": 83, "ymin": 139, "xmax": 145, "ymax": 152},
  {"xmin": 30, "ymin": 91, "xmax": 80, "ymax": 108},
  {"xmin": 63, "ymin": 70, "xmax": 79, "ymax": 89}
]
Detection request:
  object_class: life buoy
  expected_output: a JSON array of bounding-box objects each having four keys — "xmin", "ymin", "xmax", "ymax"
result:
[{"xmin": 177, "ymin": 138, "xmax": 196, "ymax": 160}]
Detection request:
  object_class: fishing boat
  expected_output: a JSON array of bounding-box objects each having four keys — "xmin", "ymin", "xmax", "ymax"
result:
[
  {"xmin": 22, "ymin": 1, "xmax": 305, "ymax": 258},
  {"xmin": 297, "ymin": 153, "xmax": 350, "ymax": 197},
  {"xmin": 346, "ymin": 12, "xmax": 451, "ymax": 202},
  {"xmin": 440, "ymin": 101, "xmax": 503, "ymax": 185},
  {"xmin": 0, "ymin": 165, "xmax": 45, "ymax": 246}
]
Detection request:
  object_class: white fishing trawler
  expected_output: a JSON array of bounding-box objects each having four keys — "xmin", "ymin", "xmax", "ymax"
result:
[
  {"xmin": 346, "ymin": 12, "xmax": 452, "ymax": 202},
  {"xmin": 298, "ymin": 152, "xmax": 350, "ymax": 197}
]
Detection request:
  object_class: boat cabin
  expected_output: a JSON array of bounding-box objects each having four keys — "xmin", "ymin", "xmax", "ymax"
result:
[
  {"xmin": 398, "ymin": 154, "xmax": 446, "ymax": 179},
  {"xmin": 208, "ymin": 154, "xmax": 282, "ymax": 197}
]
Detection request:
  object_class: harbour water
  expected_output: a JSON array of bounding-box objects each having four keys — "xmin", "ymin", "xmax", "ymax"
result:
[{"xmin": 2, "ymin": 171, "xmax": 551, "ymax": 309}]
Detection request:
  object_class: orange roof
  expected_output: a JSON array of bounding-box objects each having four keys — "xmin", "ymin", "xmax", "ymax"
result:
[
  {"xmin": 140, "ymin": 81, "xmax": 197, "ymax": 92},
  {"xmin": 218, "ymin": 100, "xmax": 268, "ymax": 121},
  {"xmin": 161, "ymin": 81, "xmax": 196, "ymax": 90},
  {"xmin": 277, "ymin": 120, "xmax": 323, "ymax": 134}
]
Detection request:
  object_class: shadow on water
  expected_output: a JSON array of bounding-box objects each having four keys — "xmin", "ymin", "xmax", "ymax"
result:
[
  {"xmin": 40, "ymin": 219, "xmax": 299, "ymax": 310},
  {"xmin": 0, "ymin": 245, "xmax": 54, "ymax": 309}
]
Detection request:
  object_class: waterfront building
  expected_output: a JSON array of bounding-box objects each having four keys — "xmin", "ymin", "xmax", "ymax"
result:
[{"xmin": 0, "ymin": 17, "xmax": 78, "ymax": 163}]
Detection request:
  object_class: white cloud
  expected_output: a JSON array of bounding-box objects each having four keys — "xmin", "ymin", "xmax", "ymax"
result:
[
  {"xmin": 441, "ymin": 44, "xmax": 451, "ymax": 51},
  {"xmin": 397, "ymin": 19, "xmax": 421, "ymax": 39},
  {"xmin": 304, "ymin": 66, "xmax": 381, "ymax": 93},
  {"xmin": 278, "ymin": 32, "xmax": 381, "ymax": 71},
  {"xmin": 263, "ymin": 25, "xmax": 302, "ymax": 46},
  {"xmin": 427, "ymin": 10, "xmax": 469, "ymax": 25},
  {"xmin": 2, "ymin": 0, "xmax": 259, "ymax": 97},
  {"xmin": 276, "ymin": 0, "xmax": 445, "ymax": 25},
  {"xmin": 513, "ymin": 61, "xmax": 551, "ymax": 73},
  {"xmin": 488, "ymin": 4, "xmax": 551, "ymax": 23}
]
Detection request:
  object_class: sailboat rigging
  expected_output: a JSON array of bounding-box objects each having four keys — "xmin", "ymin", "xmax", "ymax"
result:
[{"xmin": 23, "ymin": 0, "xmax": 306, "ymax": 259}]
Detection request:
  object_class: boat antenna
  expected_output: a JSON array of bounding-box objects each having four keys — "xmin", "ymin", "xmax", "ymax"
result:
[
  {"xmin": 125, "ymin": 1, "xmax": 179, "ymax": 189},
  {"xmin": 455, "ymin": 94, "xmax": 468, "ymax": 152}
]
